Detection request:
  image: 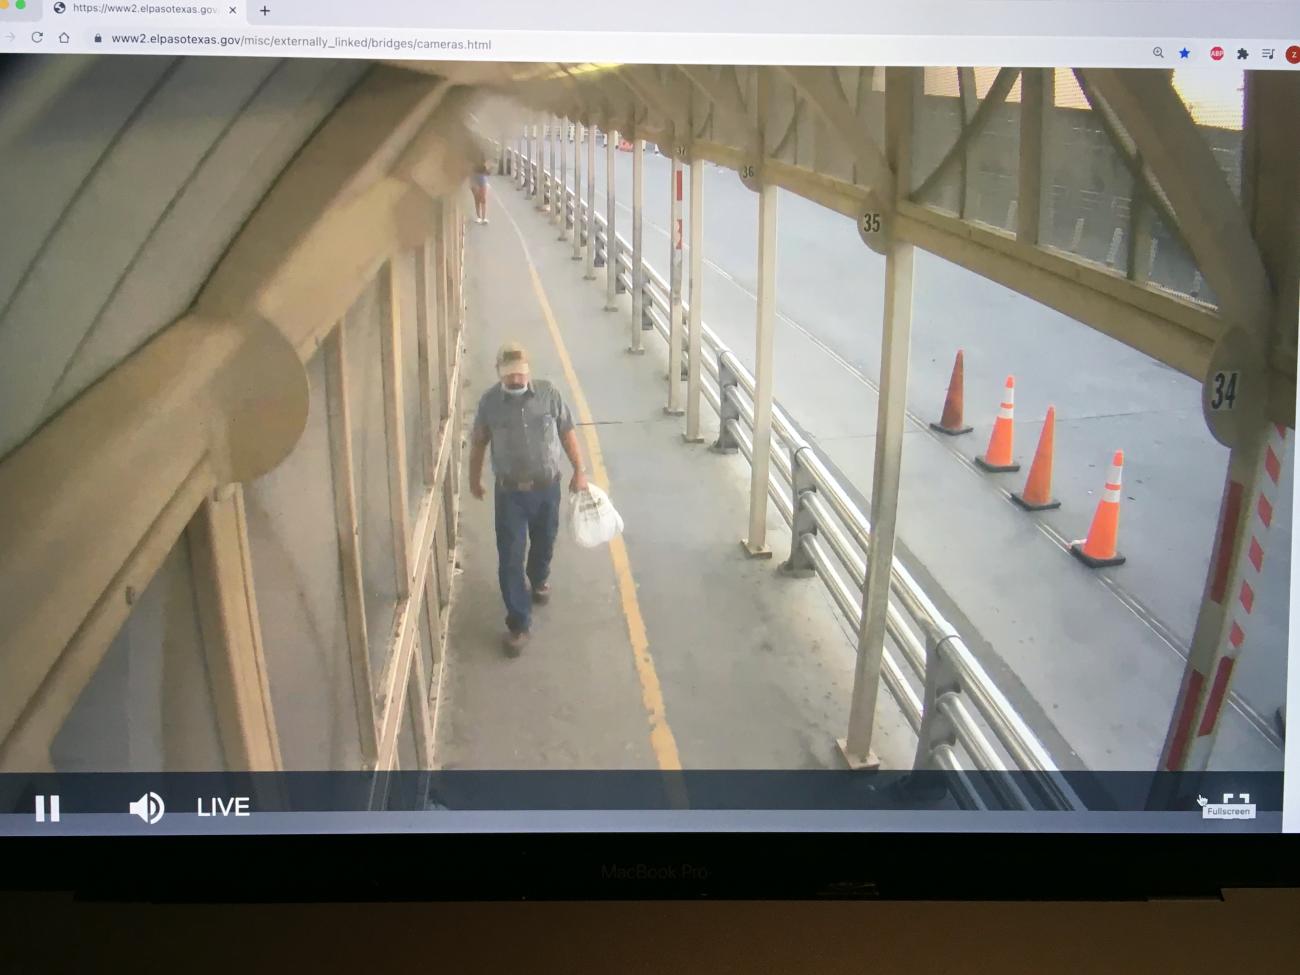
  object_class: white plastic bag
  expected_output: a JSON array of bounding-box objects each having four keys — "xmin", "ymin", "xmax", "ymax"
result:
[{"xmin": 567, "ymin": 483, "xmax": 624, "ymax": 548}]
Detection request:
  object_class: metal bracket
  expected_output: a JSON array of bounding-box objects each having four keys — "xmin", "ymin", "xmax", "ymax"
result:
[
  {"xmin": 712, "ymin": 353, "xmax": 741, "ymax": 454},
  {"xmin": 913, "ymin": 633, "xmax": 963, "ymax": 772},
  {"xmin": 781, "ymin": 446, "xmax": 819, "ymax": 578}
]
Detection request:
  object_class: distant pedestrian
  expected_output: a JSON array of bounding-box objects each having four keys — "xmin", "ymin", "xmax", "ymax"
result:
[
  {"xmin": 470, "ymin": 157, "xmax": 491, "ymax": 223},
  {"xmin": 469, "ymin": 342, "xmax": 588, "ymax": 655}
]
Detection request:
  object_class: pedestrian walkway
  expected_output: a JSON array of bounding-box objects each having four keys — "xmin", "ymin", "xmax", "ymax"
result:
[{"xmin": 435, "ymin": 178, "xmax": 915, "ymax": 772}]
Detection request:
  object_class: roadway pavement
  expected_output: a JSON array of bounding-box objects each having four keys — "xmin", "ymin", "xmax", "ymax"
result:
[
  {"xmin": 436, "ymin": 179, "xmax": 915, "ymax": 772},
  {"xmin": 576, "ymin": 148, "xmax": 1288, "ymax": 771}
]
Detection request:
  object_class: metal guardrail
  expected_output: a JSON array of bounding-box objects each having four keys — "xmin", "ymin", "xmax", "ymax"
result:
[{"xmin": 507, "ymin": 147, "xmax": 1082, "ymax": 811}]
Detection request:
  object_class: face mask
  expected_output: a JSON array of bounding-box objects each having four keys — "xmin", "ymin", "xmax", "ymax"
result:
[{"xmin": 503, "ymin": 382, "xmax": 528, "ymax": 396}]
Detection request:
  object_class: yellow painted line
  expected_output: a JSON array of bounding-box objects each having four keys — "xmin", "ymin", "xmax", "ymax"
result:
[{"xmin": 500, "ymin": 201, "xmax": 683, "ymax": 773}]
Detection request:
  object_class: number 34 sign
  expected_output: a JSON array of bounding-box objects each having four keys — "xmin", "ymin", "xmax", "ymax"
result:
[
  {"xmin": 1202, "ymin": 327, "xmax": 1267, "ymax": 448},
  {"xmin": 1209, "ymin": 370, "xmax": 1239, "ymax": 411}
]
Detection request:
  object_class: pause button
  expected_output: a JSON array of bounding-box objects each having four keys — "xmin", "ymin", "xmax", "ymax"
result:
[{"xmin": 35, "ymin": 795, "xmax": 60, "ymax": 823}]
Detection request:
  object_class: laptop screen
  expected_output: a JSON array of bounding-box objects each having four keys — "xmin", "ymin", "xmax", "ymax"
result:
[{"xmin": 1, "ymin": 0, "xmax": 1298, "ymax": 843}]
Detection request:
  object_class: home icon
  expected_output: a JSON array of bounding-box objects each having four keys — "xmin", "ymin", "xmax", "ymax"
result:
[{"xmin": 58, "ymin": 32, "xmax": 70, "ymax": 43}]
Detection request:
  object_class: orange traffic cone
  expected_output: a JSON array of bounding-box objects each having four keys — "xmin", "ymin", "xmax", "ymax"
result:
[
  {"xmin": 930, "ymin": 350, "xmax": 973, "ymax": 436},
  {"xmin": 1071, "ymin": 450, "xmax": 1127, "ymax": 568},
  {"xmin": 1012, "ymin": 406, "xmax": 1061, "ymax": 511},
  {"xmin": 975, "ymin": 376, "xmax": 1020, "ymax": 473}
]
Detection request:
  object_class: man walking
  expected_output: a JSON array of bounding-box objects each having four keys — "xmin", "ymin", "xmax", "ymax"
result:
[{"xmin": 470, "ymin": 342, "xmax": 588, "ymax": 655}]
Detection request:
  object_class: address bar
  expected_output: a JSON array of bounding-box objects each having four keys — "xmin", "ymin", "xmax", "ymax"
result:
[{"xmin": 40, "ymin": 27, "xmax": 1277, "ymax": 67}]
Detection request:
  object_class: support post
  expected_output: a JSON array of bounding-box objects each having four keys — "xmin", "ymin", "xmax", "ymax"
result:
[
  {"xmin": 526, "ymin": 121, "xmax": 535, "ymax": 197},
  {"xmin": 550, "ymin": 117, "xmax": 559, "ymax": 210},
  {"xmin": 840, "ymin": 66, "xmax": 919, "ymax": 769},
  {"xmin": 666, "ymin": 154, "xmax": 685, "ymax": 414},
  {"xmin": 521, "ymin": 125, "xmax": 529, "ymax": 192},
  {"xmin": 1154, "ymin": 68, "xmax": 1298, "ymax": 783},
  {"xmin": 414, "ymin": 242, "xmax": 436, "ymax": 486},
  {"xmin": 553, "ymin": 116, "xmax": 564, "ymax": 226},
  {"xmin": 432, "ymin": 201, "xmax": 451, "ymax": 423},
  {"xmin": 378, "ymin": 261, "xmax": 412, "ymax": 594},
  {"xmin": 1017, "ymin": 68, "xmax": 1048, "ymax": 244},
  {"xmin": 572, "ymin": 123, "xmax": 584, "ymax": 258},
  {"xmin": 630, "ymin": 135, "xmax": 646, "ymax": 353},
  {"xmin": 545, "ymin": 117, "xmax": 553, "ymax": 216},
  {"xmin": 742, "ymin": 181, "xmax": 779, "ymax": 558},
  {"xmin": 957, "ymin": 67, "xmax": 977, "ymax": 219},
  {"xmin": 529, "ymin": 120, "xmax": 539, "ymax": 198},
  {"xmin": 1127, "ymin": 174, "xmax": 1157, "ymax": 285},
  {"xmin": 451, "ymin": 197, "xmax": 460, "ymax": 352},
  {"xmin": 1159, "ymin": 426, "xmax": 1289, "ymax": 781},
  {"xmin": 541, "ymin": 117, "xmax": 551, "ymax": 209},
  {"xmin": 323, "ymin": 326, "xmax": 379, "ymax": 770},
  {"xmin": 585, "ymin": 122, "xmax": 598, "ymax": 279},
  {"xmin": 185, "ymin": 486, "xmax": 284, "ymax": 773},
  {"xmin": 537, "ymin": 117, "xmax": 550, "ymax": 210},
  {"xmin": 455, "ymin": 199, "xmax": 465, "ymax": 331},
  {"xmin": 840, "ymin": 241, "xmax": 915, "ymax": 769},
  {"xmin": 426, "ymin": 244, "xmax": 449, "ymax": 437},
  {"xmin": 685, "ymin": 156, "xmax": 705, "ymax": 443},
  {"xmin": 604, "ymin": 125, "xmax": 619, "ymax": 310},
  {"xmin": 558, "ymin": 117, "xmax": 570, "ymax": 237}
]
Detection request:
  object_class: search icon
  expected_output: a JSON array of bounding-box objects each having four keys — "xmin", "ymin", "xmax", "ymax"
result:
[{"xmin": 1153, "ymin": 45, "xmax": 1164, "ymax": 57}]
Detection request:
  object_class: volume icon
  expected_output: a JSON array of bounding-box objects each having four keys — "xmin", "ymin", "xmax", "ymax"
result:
[{"xmin": 129, "ymin": 792, "xmax": 165, "ymax": 824}]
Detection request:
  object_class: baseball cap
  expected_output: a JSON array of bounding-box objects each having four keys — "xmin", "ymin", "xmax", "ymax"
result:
[{"xmin": 496, "ymin": 341, "xmax": 530, "ymax": 376}]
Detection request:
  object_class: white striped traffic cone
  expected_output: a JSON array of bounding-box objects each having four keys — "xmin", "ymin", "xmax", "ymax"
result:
[{"xmin": 1071, "ymin": 450, "xmax": 1126, "ymax": 568}]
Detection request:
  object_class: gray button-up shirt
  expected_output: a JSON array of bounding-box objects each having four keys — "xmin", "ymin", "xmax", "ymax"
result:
[{"xmin": 473, "ymin": 380, "xmax": 575, "ymax": 483}]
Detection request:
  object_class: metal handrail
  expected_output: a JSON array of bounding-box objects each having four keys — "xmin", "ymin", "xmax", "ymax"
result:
[{"xmin": 511, "ymin": 150, "xmax": 1082, "ymax": 810}]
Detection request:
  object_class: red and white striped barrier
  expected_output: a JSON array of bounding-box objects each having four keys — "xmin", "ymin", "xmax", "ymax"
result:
[{"xmin": 1166, "ymin": 422, "xmax": 1291, "ymax": 770}]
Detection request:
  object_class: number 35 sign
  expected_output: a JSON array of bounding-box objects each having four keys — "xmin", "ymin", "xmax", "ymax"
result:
[
  {"xmin": 856, "ymin": 205, "xmax": 891, "ymax": 256},
  {"xmin": 1203, "ymin": 326, "xmax": 1267, "ymax": 448}
]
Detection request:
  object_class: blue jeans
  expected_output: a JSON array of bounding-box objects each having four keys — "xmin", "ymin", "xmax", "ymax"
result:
[{"xmin": 494, "ymin": 479, "xmax": 562, "ymax": 634}]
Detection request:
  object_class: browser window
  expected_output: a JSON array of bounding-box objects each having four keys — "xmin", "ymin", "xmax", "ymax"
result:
[{"xmin": 1, "ymin": 0, "xmax": 1298, "ymax": 841}]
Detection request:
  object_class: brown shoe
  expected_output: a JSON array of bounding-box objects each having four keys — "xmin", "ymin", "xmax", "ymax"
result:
[
  {"xmin": 531, "ymin": 582, "xmax": 551, "ymax": 605},
  {"xmin": 504, "ymin": 629, "xmax": 529, "ymax": 657}
]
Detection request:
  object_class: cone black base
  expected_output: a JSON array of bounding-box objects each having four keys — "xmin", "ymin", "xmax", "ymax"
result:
[
  {"xmin": 975, "ymin": 456, "xmax": 1020, "ymax": 473},
  {"xmin": 1011, "ymin": 492, "xmax": 1061, "ymax": 511},
  {"xmin": 930, "ymin": 421, "xmax": 973, "ymax": 436},
  {"xmin": 1070, "ymin": 542, "xmax": 1126, "ymax": 568}
]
